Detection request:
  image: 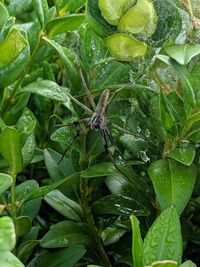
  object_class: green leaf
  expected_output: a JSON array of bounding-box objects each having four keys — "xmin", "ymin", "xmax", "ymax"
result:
[
  {"xmin": 0, "ymin": 173, "xmax": 13, "ymax": 195},
  {"xmin": 98, "ymin": 0, "xmax": 129, "ymax": 26},
  {"xmin": 0, "ymin": 251, "xmax": 25, "ymax": 267},
  {"xmin": 165, "ymin": 44, "xmax": 200, "ymax": 65},
  {"xmin": 148, "ymin": 159, "xmax": 196, "ymax": 215},
  {"xmin": 27, "ymin": 246, "xmax": 86, "ymax": 267},
  {"xmin": 0, "ymin": 216, "xmax": 16, "ymax": 251},
  {"xmin": 143, "ymin": 207, "xmax": 182, "ymax": 265},
  {"xmin": 7, "ymin": 0, "xmax": 32, "ymax": 16},
  {"xmin": 81, "ymin": 162, "xmax": 118, "ymax": 178},
  {"xmin": 87, "ymin": 0, "xmax": 116, "ymax": 38},
  {"xmin": 149, "ymin": 0, "xmax": 181, "ymax": 47},
  {"xmin": 33, "ymin": 0, "xmax": 48, "ymax": 28},
  {"xmin": 159, "ymin": 90, "xmax": 175, "ymax": 131},
  {"xmin": 157, "ymin": 55, "xmax": 196, "ymax": 115},
  {"xmin": 92, "ymin": 194, "xmax": 149, "ymax": 216},
  {"xmin": 118, "ymin": 0, "xmax": 157, "ymax": 38},
  {"xmin": 0, "ymin": 28, "xmax": 27, "ymax": 68},
  {"xmin": 150, "ymin": 260, "xmax": 178, "ymax": 267},
  {"xmin": 0, "ymin": 2, "xmax": 9, "ymax": 28},
  {"xmin": 46, "ymin": 14, "xmax": 85, "ymax": 38},
  {"xmin": 19, "ymin": 80, "xmax": 70, "ymax": 103},
  {"xmin": 179, "ymin": 260, "xmax": 197, "ymax": 267},
  {"xmin": 167, "ymin": 146, "xmax": 195, "ymax": 166},
  {"xmin": 40, "ymin": 221, "xmax": 91, "ymax": 248},
  {"xmin": 0, "ymin": 29, "xmax": 30, "ymax": 88},
  {"xmin": 14, "ymin": 216, "xmax": 32, "ymax": 237},
  {"xmin": 0, "ymin": 127, "xmax": 23, "ymax": 175},
  {"xmin": 44, "ymin": 190, "xmax": 83, "ymax": 221},
  {"xmin": 130, "ymin": 215, "xmax": 144, "ymax": 267},
  {"xmin": 15, "ymin": 180, "xmax": 41, "ymax": 219},
  {"xmin": 101, "ymin": 226, "xmax": 126, "ymax": 246},
  {"xmin": 105, "ymin": 33, "xmax": 147, "ymax": 61},
  {"xmin": 42, "ymin": 37, "xmax": 82, "ymax": 90},
  {"xmin": 17, "ymin": 240, "xmax": 39, "ymax": 263},
  {"xmin": 55, "ymin": 0, "xmax": 86, "ymax": 14}
]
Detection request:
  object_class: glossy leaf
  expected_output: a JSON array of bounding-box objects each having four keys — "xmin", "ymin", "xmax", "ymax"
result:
[
  {"xmin": 15, "ymin": 180, "xmax": 41, "ymax": 219},
  {"xmin": 118, "ymin": 0, "xmax": 157, "ymax": 37},
  {"xmin": 0, "ymin": 216, "xmax": 15, "ymax": 251},
  {"xmin": 92, "ymin": 194, "xmax": 149, "ymax": 216},
  {"xmin": 40, "ymin": 221, "xmax": 91, "ymax": 248},
  {"xmin": 14, "ymin": 216, "xmax": 32, "ymax": 237},
  {"xmin": 87, "ymin": 0, "xmax": 116, "ymax": 37},
  {"xmin": 55, "ymin": 0, "xmax": 86, "ymax": 14},
  {"xmin": 0, "ymin": 173, "xmax": 13, "ymax": 195},
  {"xmin": 167, "ymin": 146, "xmax": 195, "ymax": 166},
  {"xmin": 46, "ymin": 14, "xmax": 85, "ymax": 37},
  {"xmin": 150, "ymin": 260, "xmax": 178, "ymax": 267},
  {"xmin": 98, "ymin": 0, "xmax": 129, "ymax": 26},
  {"xmin": 143, "ymin": 207, "xmax": 182, "ymax": 265},
  {"xmin": 43, "ymin": 37, "xmax": 81, "ymax": 89},
  {"xmin": 157, "ymin": 55, "xmax": 196, "ymax": 115},
  {"xmin": 19, "ymin": 80, "xmax": 69, "ymax": 103},
  {"xmin": 101, "ymin": 226, "xmax": 126, "ymax": 246},
  {"xmin": 33, "ymin": 0, "xmax": 48, "ymax": 28},
  {"xmin": 0, "ymin": 2, "xmax": 9, "ymax": 28},
  {"xmin": 27, "ymin": 246, "xmax": 86, "ymax": 267},
  {"xmin": 105, "ymin": 33, "xmax": 147, "ymax": 61},
  {"xmin": 7, "ymin": 0, "xmax": 32, "ymax": 16},
  {"xmin": 44, "ymin": 189, "xmax": 83, "ymax": 221},
  {"xmin": 148, "ymin": 159, "xmax": 196, "ymax": 215},
  {"xmin": 130, "ymin": 215, "xmax": 144, "ymax": 267},
  {"xmin": 165, "ymin": 44, "xmax": 200, "ymax": 65},
  {"xmin": 0, "ymin": 32, "xmax": 30, "ymax": 88},
  {"xmin": 81, "ymin": 162, "xmax": 118, "ymax": 178},
  {"xmin": 0, "ymin": 251, "xmax": 25, "ymax": 267},
  {"xmin": 0, "ymin": 127, "xmax": 23, "ymax": 175},
  {"xmin": 159, "ymin": 90, "xmax": 175, "ymax": 131},
  {"xmin": 17, "ymin": 240, "xmax": 39, "ymax": 263}
]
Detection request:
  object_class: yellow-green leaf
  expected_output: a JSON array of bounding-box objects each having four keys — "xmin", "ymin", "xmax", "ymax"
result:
[
  {"xmin": 105, "ymin": 33, "xmax": 147, "ymax": 61},
  {"xmin": 0, "ymin": 28, "xmax": 27, "ymax": 68},
  {"xmin": 118, "ymin": 0, "xmax": 157, "ymax": 38}
]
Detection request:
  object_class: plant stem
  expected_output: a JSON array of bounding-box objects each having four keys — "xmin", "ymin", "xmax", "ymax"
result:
[
  {"xmin": 10, "ymin": 174, "xmax": 16, "ymax": 218},
  {"xmin": 80, "ymin": 179, "xmax": 112, "ymax": 267}
]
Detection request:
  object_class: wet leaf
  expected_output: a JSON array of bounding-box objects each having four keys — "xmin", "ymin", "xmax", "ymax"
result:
[
  {"xmin": 143, "ymin": 207, "xmax": 182, "ymax": 265},
  {"xmin": 40, "ymin": 221, "xmax": 91, "ymax": 248},
  {"xmin": 92, "ymin": 194, "xmax": 149, "ymax": 216},
  {"xmin": 179, "ymin": 260, "xmax": 197, "ymax": 267},
  {"xmin": 167, "ymin": 146, "xmax": 195, "ymax": 166},
  {"xmin": 101, "ymin": 226, "xmax": 126, "ymax": 246},
  {"xmin": 105, "ymin": 33, "xmax": 147, "ymax": 61},
  {"xmin": 148, "ymin": 159, "xmax": 196, "ymax": 215},
  {"xmin": 33, "ymin": 0, "xmax": 48, "ymax": 28}
]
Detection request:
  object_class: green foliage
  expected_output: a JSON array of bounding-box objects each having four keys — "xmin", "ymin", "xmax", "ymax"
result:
[{"xmin": 0, "ymin": 0, "xmax": 199, "ymax": 266}]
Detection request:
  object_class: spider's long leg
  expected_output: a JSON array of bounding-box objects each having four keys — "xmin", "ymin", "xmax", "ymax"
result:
[
  {"xmin": 110, "ymin": 123, "xmax": 135, "ymax": 136},
  {"xmin": 67, "ymin": 92, "xmax": 93, "ymax": 114},
  {"xmin": 100, "ymin": 128, "xmax": 134, "ymax": 180},
  {"xmin": 107, "ymin": 72, "xmax": 144, "ymax": 107},
  {"xmin": 77, "ymin": 44, "xmax": 96, "ymax": 111},
  {"xmin": 55, "ymin": 118, "xmax": 90, "ymax": 128}
]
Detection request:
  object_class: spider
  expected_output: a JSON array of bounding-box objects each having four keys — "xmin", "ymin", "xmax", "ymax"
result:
[{"xmin": 56, "ymin": 47, "xmax": 143, "ymax": 176}]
